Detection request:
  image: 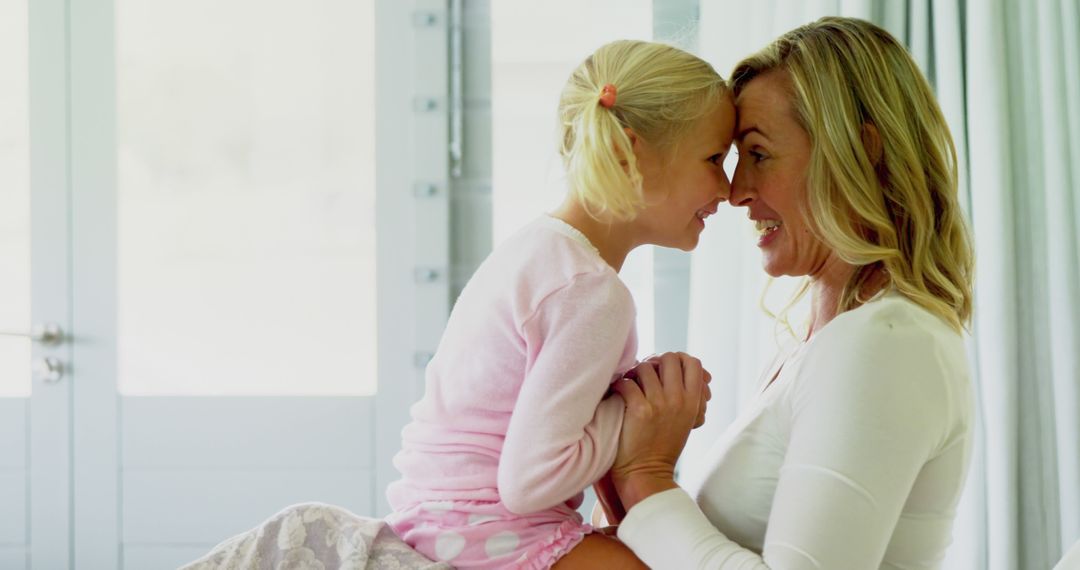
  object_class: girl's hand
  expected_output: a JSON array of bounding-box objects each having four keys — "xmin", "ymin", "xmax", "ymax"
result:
[
  {"xmin": 592, "ymin": 472, "xmax": 626, "ymax": 525},
  {"xmin": 610, "ymin": 352, "xmax": 706, "ymax": 511}
]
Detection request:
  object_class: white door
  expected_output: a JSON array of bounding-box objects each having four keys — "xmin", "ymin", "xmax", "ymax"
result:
[
  {"xmin": 61, "ymin": 0, "xmax": 438, "ymax": 568},
  {"xmin": 0, "ymin": 0, "xmax": 73, "ymax": 566},
  {"xmin": 1, "ymin": 0, "xmax": 442, "ymax": 566}
]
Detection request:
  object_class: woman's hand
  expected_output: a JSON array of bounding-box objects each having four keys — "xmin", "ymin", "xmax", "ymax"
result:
[
  {"xmin": 610, "ymin": 352, "xmax": 707, "ymax": 511},
  {"xmin": 634, "ymin": 354, "xmax": 712, "ymax": 429}
]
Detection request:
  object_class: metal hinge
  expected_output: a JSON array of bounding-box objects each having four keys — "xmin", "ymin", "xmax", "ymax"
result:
[
  {"xmin": 412, "ymin": 10, "xmax": 441, "ymax": 28},
  {"xmin": 413, "ymin": 96, "xmax": 442, "ymax": 113},
  {"xmin": 413, "ymin": 267, "xmax": 444, "ymax": 283},
  {"xmin": 412, "ymin": 182, "xmax": 441, "ymax": 198}
]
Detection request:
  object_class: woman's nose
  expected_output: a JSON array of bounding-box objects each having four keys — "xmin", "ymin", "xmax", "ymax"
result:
[{"xmin": 728, "ymin": 164, "xmax": 755, "ymax": 207}]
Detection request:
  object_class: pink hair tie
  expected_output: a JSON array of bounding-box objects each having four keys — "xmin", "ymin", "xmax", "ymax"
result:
[{"xmin": 598, "ymin": 84, "xmax": 617, "ymax": 108}]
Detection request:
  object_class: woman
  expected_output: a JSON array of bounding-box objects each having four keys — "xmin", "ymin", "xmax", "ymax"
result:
[{"xmin": 605, "ymin": 17, "xmax": 976, "ymax": 569}]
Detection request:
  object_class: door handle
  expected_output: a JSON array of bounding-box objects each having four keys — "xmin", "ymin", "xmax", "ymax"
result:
[
  {"xmin": 33, "ymin": 357, "xmax": 65, "ymax": 383},
  {"xmin": 0, "ymin": 323, "xmax": 65, "ymax": 346}
]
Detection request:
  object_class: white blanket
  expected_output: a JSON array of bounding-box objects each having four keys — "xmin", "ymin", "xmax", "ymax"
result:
[{"xmin": 181, "ymin": 503, "xmax": 451, "ymax": 569}]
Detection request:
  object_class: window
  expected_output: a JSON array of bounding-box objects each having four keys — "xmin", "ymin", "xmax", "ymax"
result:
[
  {"xmin": 115, "ymin": 0, "xmax": 377, "ymax": 395},
  {"xmin": 0, "ymin": 0, "xmax": 31, "ymax": 398}
]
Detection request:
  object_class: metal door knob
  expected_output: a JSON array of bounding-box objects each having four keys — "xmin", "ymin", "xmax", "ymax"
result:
[
  {"xmin": 33, "ymin": 357, "xmax": 64, "ymax": 383},
  {"xmin": 0, "ymin": 322, "xmax": 65, "ymax": 345}
]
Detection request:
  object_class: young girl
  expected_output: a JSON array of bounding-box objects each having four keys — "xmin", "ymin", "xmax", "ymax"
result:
[{"xmin": 386, "ymin": 39, "xmax": 735, "ymax": 569}]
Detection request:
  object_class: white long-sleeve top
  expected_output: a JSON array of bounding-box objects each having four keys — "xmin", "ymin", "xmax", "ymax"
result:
[{"xmin": 618, "ymin": 292, "xmax": 973, "ymax": 569}]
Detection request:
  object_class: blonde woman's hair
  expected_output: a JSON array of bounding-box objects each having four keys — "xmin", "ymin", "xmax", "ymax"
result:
[
  {"xmin": 731, "ymin": 17, "xmax": 974, "ymax": 332},
  {"xmin": 559, "ymin": 40, "xmax": 727, "ymax": 221}
]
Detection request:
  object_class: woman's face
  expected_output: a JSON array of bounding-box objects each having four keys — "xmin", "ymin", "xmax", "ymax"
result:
[
  {"xmin": 634, "ymin": 96, "xmax": 736, "ymax": 251},
  {"xmin": 729, "ymin": 71, "xmax": 837, "ymax": 278}
]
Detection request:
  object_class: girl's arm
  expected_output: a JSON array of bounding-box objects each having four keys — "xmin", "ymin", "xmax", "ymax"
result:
[
  {"xmin": 497, "ymin": 270, "xmax": 637, "ymax": 515},
  {"xmin": 593, "ymin": 472, "xmax": 626, "ymax": 524}
]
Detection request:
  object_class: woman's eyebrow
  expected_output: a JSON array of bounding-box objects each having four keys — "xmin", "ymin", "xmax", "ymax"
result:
[{"xmin": 737, "ymin": 126, "xmax": 768, "ymax": 142}]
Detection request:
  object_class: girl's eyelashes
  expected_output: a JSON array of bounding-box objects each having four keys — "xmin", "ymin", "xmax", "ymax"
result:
[{"xmin": 707, "ymin": 152, "xmax": 725, "ymax": 165}]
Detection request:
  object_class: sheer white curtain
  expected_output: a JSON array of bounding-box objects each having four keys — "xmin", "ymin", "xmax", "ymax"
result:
[{"xmin": 690, "ymin": 2, "xmax": 1080, "ymax": 569}]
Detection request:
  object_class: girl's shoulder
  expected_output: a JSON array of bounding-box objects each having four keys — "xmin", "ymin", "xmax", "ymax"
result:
[
  {"xmin": 466, "ymin": 216, "xmax": 630, "ymax": 315},
  {"xmin": 490, "ymin": 216, "xmax": 618, "ymax": 284}
]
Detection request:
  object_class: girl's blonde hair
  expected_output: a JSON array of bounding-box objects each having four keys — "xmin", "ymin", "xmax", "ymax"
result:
[
  {"xmin": 731, "ymin": 17, "xmax": 974, "ymax": 332},
  {"xmin": 559, "ymin": 40, "xmax": 727, "ymax": 221}
]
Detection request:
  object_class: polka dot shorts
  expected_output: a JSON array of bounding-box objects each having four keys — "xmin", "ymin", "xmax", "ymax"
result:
[{"xmin": 386, "ymin": 499, "xmax": 592, "ymax": 569}]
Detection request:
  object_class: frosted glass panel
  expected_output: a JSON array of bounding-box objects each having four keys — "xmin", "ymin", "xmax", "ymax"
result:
[
  {"xmin": 491, "ymin": 1, "xmax": 655, "ymax": 355},
  {"xmin": 0, "ymin": 0, "xmax": 31, "ymax": 398},
  {"xmin": 116, "ymin": 0, "xmax": 376, "ymax": 395}
]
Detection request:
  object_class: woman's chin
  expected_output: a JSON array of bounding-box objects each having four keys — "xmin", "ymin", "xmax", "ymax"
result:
[{"xmin": 761, "ymin": 257, "xmax": 789, "ymax": 278}]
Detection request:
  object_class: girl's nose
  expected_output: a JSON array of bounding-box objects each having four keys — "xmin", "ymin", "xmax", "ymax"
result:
[{"xmin": 716, "ymin": 172, "xmax": 731, "ymax": 202}]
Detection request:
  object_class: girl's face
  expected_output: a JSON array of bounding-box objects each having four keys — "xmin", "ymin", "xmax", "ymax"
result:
[
  {"xmin": 632, "ymin": 96, "xmax": 736, "ymax": 251},
  {"xmin": 729, "ymin": 71, "xmax": 837, "ymax": 278}
]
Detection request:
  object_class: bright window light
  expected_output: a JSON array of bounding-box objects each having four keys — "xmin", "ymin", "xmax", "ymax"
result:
[
  {"xmin": 115, "ymin": 0, "xmax": 377, "ymax": 396},
  {"xmin": 0, "ymin": 0, "xmax": 31, "ymax": 398}
]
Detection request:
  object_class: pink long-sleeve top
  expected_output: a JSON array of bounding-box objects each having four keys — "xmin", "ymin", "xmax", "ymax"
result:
[{"xmin": 386, "ymin": 216, "xmax": 638, "ymax": 515}]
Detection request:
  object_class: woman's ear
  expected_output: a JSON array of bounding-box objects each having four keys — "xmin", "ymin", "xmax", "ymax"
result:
[{"xmin": 861, "ymin": 123, "xmax": 882, "ymax": 167}]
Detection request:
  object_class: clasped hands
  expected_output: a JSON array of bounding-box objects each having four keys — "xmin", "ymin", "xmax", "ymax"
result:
[{"xmin": 595, "ymin": 352, "xmax": 712, "ymax": 526}]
